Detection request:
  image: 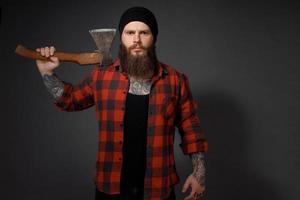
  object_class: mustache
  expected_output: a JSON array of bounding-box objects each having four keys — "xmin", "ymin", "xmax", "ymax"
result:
[{"xmin": 128, "ymin": 44, "xmax": 146, "ymax": 50}]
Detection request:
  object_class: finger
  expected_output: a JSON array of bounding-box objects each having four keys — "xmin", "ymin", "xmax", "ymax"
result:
[
  {"xmin": 182, "ymin": 179, "xmax": 191, "ymax": 193},
  {"xmin": 36, "ymin": 48, "xmax": 40, "ymax": 52},
  {"xmin": 50, "ymin": 56, "xmax": 58, "ymax": 62},
  {"xmin": 182, "ymin": 183, "xmax": 188, "ymax": 193},
  {"xmin": 50, "ymin": 46, "xmax": 55, "ymax": 56},
  {"xmin": 45, "ymin": 46, "xmax": 50, "ymax": 57},
  {"xmin": 186, "ymin": 187, "xmax": 198, "ymax": 200},
  {"xmin": 199, "ymin": 186, "xmax": 205, "ymax": 193},
  {"xmin": 184, "ymin": 192, "xmax": 194, "ymax": 200},
  {"xmin": 41, "ymin": 47, "xmax": 45, "ymax": 56},
  {"xmin": 193, "ymin": 192, "xmax": 203, "ymax": 200}
]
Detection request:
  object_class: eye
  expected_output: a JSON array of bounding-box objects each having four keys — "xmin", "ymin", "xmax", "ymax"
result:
[
  {"xmin": 140, "ymin": 31, "xmax": 150, "ymax": 35},
  {"xmin": 126, "ymin": 31, "xmax": 135, "ymax": 35}
]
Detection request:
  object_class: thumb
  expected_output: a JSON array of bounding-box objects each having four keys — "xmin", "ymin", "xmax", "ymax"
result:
[
  {"xmin": 50, "ymin": 56, "xmax": 58, "ymax": 62},
  {"xmin": 182, "ymin": 177, "xmax": 191, "ymax": 193}
]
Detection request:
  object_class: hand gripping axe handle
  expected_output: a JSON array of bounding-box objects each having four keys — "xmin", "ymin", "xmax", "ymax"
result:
[{"xmin": 14, "ymin": 28, "xmax": 116, "ymax": 66}]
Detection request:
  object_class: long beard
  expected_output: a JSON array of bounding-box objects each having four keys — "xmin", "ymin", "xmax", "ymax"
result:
[{"xmin": 119, "ymin": 43, "xmax": 158, "ymax": 80}]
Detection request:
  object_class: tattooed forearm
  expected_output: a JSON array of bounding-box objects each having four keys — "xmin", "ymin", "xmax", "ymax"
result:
[
  {"xmin": 42, "ymin": 74, "xmax": 64, "ymax": 100},
  {"xmin": 190, "ymin": 152, "xmax": 206, "ymax": 186}
]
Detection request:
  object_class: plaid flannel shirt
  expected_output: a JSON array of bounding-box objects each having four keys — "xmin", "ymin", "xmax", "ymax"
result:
[{"xmin": 55, "ymin": 59, "xmax": 208, "ymax": 200}]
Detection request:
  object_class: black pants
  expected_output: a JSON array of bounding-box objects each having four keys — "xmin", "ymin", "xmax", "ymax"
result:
[{"xmin": 95, "ymin": 187, "xmax": 176, "ymax": 200}]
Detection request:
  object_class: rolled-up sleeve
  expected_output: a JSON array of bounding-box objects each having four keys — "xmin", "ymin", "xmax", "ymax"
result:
[
  {"xmin": 54, "ymin": 66, "xmax": 99, "ymax": 112},
  {"xmin": 176, "ymin": 73, "xmax": 208, "ymax": 154}
]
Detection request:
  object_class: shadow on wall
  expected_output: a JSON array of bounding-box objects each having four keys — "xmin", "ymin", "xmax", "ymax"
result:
[{"xmin": 174, "ymin": 90, "xmax": 283, "ymax": 200}]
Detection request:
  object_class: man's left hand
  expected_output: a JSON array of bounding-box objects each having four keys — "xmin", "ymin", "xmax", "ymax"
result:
[{"xmin": 182, "ymin": 174, "xmax": 205, "ymax": 200}]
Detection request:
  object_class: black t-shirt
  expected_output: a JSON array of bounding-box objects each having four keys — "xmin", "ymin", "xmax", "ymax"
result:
[{"xmin": 120, "ymin": 93, "xmax": 149, "ymax": 196}]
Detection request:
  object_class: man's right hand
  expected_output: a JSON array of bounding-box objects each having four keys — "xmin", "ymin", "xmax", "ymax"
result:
[{"xmin": 36, "ymin": 46, "xmax": 60, "ymax": 76}]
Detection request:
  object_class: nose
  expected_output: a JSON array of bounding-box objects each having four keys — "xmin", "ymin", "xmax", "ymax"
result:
[{"xmin": 133, "ymin": 33, "xmax": 141, "ymax": 43}]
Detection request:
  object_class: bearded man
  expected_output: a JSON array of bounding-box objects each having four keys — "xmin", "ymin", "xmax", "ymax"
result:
[{"xmin": 35, "ymin": 7, "xmax": 208, "ymax": 200}]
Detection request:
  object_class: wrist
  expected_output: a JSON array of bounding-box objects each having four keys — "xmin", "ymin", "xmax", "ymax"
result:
[
  {"xmin": 190, "ymin": 152, "xmax": 206, "ymax": 186},
  {"xmin": 192, "ymin": 169, "xmax": 206, "ymax": 186},
  {"xmin": 40, "ymin": 70, "xmax": 54, "ymax": 76}
]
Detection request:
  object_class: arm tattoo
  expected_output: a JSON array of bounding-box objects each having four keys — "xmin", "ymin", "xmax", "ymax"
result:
[
  {"xmin": 42, "ymin": 74, "xmax": 64, "ymax": 100},
  {"xmin": 190, "ymin": 152, "xmax": 206, "ymax": 186}
]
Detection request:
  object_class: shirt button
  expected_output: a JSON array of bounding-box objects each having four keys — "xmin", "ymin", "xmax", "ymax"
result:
[
  {"xmin": 119, "ymin": 141, "xmax": 122, "ymax": 144},
  {"xmin": 119, "ymin": 157, "xmax": 122, "ymax": 161},
  {"xmin": 123, "ymin": 91, "xmax": 126, "ymax": 94},
  {"xmin": 121, "ymin": 107, "xmax": 125, "ymax": 110}
]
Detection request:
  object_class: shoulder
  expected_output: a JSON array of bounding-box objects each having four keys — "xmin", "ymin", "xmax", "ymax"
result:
[
  {"xmin": 159, "ymin": 61, "xmax": 187, "ymax": 81},
  {"xmin": 160, "ymin": 62, "xmax": 180, "ymax": 75},
  {"xmin": 88, "ymin": 64, "xmax": 113, "ymax": 82},
  {"xmin": 90, "ymin": 63, "xmax": 118, "ymax": 76}
]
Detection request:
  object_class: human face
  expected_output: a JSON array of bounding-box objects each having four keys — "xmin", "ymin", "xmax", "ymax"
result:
[{"xmin": 121, "ymin": 21, "xmax": 154, "ymax": 56}]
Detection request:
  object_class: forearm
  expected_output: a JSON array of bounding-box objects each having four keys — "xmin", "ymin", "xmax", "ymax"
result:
[
  {"xmin": 190, "ymin": 152, "xmax": 206, "ymax": 187},
  {"xmin": 42, "ymin": 73, "xmax": 64, "ymax": 100}
]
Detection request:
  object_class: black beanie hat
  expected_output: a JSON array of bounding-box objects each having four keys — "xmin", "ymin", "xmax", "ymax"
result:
[{"xmin": 119, "ymin": 7, "xmax": 158, "ymax": 43}]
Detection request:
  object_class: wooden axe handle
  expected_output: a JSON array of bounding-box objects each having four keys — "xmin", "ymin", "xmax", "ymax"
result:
[{"xmin": 14, "ymin": 44, "xmax": 103, "ymax": 65}]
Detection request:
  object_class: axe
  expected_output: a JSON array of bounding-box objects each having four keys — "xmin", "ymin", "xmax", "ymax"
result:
[{"xmin": 14, "ymin": 28, "xmax": 116, "ymax": 66}]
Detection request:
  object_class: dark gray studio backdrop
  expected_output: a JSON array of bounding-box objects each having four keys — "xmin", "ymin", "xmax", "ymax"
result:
[{"xmin": 1, "ymin": 0, "xmax": 299, "ymax": 199}]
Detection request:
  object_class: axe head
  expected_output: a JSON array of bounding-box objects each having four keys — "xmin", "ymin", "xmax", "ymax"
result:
[{"xmin": 89, "ymin": 28, "xmax": 116, "ymax": 66}]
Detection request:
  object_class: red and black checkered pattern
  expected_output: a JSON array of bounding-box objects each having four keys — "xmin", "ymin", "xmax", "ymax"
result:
[{"xmin": 55, "ymin": 59, "xmax": 208, "ymax": 200}]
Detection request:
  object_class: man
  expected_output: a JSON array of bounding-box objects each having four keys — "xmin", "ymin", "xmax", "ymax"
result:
[{"xmin": 35, "ymin": 7, "xmax": 208, "ymax": 200}]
